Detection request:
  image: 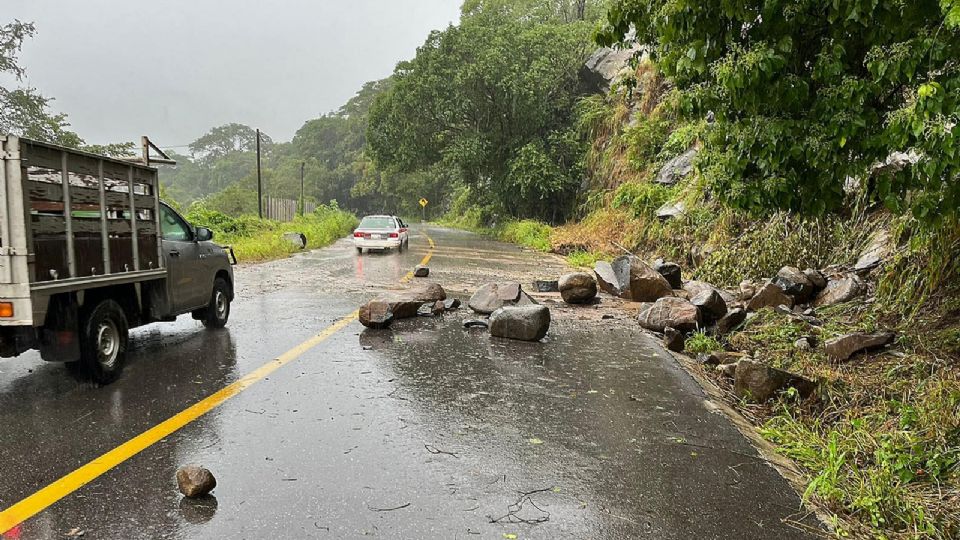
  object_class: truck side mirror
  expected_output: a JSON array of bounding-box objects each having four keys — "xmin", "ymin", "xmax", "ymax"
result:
[{"xmin": 195, "ymin": 227, "xmax": 214, "ymax": 242}]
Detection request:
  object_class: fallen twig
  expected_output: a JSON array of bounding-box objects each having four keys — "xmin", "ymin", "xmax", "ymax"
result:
[
  {"xmin": 425, "ymin": 444, "xmax": 460, "ymax": 458},
  {"xmin": 369, "ymin": 502, "xmax": 411, "ymax": 512}
]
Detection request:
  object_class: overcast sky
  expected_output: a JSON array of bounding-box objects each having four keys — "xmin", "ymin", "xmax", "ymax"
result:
[{"xmin": 5, "ymin": 0, "xmax": 462, "ymax": 147}]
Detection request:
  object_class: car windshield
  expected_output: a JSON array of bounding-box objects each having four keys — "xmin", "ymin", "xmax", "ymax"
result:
[{"xmin": 358, "ymin": 216, "xmax": 394, "ymax": 229}]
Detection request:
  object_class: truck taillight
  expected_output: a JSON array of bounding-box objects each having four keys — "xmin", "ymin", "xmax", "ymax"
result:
[
  {"xmin": 0, "ymin": 302, "xmax": 13, "ymax": 318},
  {"xmin": 389, "ymin": 232, "xmax": 399, "ymax": 238}
]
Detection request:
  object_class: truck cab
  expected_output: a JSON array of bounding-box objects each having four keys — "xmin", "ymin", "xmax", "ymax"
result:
[{"xmin": 0, "ymin": 135, "xmax": 236, "ymax": 383}]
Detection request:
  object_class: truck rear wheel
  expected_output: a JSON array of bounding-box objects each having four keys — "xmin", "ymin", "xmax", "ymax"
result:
[
  {"xmin": 201, "ymin": 278, "xmax": 231, "ymax": 329},
  {"xmin": 78, "ymin": 299, "xmax": 129, "ymax": 384}
]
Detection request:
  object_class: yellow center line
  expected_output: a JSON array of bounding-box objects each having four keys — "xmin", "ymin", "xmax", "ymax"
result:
[{"xmin": 0, "ymin": 230, "xmax": 436, "ymax": 534}]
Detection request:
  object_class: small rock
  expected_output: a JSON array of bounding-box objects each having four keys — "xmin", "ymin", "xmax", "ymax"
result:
[
  {"xmin": 739, "ymin": 279, "xmax": 758, "ymax": 301},
  {"xmin": 602, "ymin": 314, "xmax": 615, "ymax": 320},
  {"xmin": 734, "ymin": 359, "xmax": 816, "ymax": 402},
  {"xmin": 432, "ymin": 300, "xmax": 445, "ymax": 316},
  {"xmin": 824, "ymin": 332, "xmax": 894, "ymax": 361},
  {"xmin": 690, "ymin": 289, "xmax": 727, "ymax": 323},
  {"xmin": 463, "ymin": 319, "xmax": 489, "ymax": 329},
  {"xmin": 559, "ymin": 272, "xmax": 598, "ymax": 304},
  {"xmin": 803, "ymin": 269, "xmax": 827, "ymax": 290},
  {"xmin": 746, "ymin": 281, "xmax": 794, "ymax": 311},
  {"xmin": 814, "ymin": 275, "xmax": 864, "ymax": 307},
  {"xmin": 177, "ymin": 465, "xmax": 217, "ymax": 498},
  {"xmin": 413, "ymin": 265, "xmax": 430, "ymax": 278},
  {"xmin": 714, "ymin": 308, "xmax": 747, "ymax": 335},
  {"xmin": 663, "ymin": 327, "xmax": 685, "ymax": 352},
  {"xmin": 697, "ymin": 351, "xmax": 743, "ymax": 366},
  {"xmin": 716, "ymin": 362, "xmax": 739, "ymax": 379},
  {"xmin": 774, "ymin": 266, "xmax": 815, "ymax": 303},
  {"xmin": 794, "ymin": 337, "xmax": 813, "ymax": 351},
  {"xmin": 653, "ymin": 259, "xmax": 683, "ymax": 289},
  {"xmin": 637, "ymin": 297, "xmax": 702, "ymax": 333},
  {"xmin": 282, "ymin": 232, "xmax": 307, "ymax": 250},
  {"xmin": 443, "ymin": 298, "xmax": 461, "ymax": 310},
  {"xmin": 656, "ymin": 200, "xmax": 686, "ymax": 220},
  {"xmin": 489, "ymin": 305, "xmax": 551, "ymax": 342},
  {"xmin": 532, "ymin": 280, "xmax": 559, "ymax": 293}
]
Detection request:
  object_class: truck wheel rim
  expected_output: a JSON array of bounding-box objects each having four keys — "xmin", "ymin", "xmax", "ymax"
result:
[
  {"xmin": 97, "ymin": 321, "xmax": 120, "ymax": 368},
  {"xmin": 215, "ymin": 291, "xmax": 227, "ymax": 320}
]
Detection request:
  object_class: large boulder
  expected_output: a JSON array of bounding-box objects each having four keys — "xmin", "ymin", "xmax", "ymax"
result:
[
  {"xmin": 359, "ymin": 300, "xmax": 394, "ymax": 329},
  {"xmin": 746, "ymin": 281, "xmax": 794, "ymax": 311},
  {"xmin": 773, "ymin": 266, "xmax": 815, "ymax": 303},
  {"xmin": 653, "ymin": 259, "xmax": 683, "ymax": 289},
  {"xmin": 282, "ymin": 232, "xmax": 307, "ymax": 250},
  {"xmin": 656, "ymin": 200, "xmax": 686, "ymax": 221},
  {"xmin": 559, "ymin": 273, "xmax": 598, "ymax": 304},
  {"xmin": 637, "ymin": 297, "xmax": 702, "ymax": 333},
  {"xmin": 814, "ymin": 275, "xmax": 864, "ymax": 307},
  {"xmin": 177, "ymin": 465, "xmax": 217, "ymax": 498},
  {"xmin": 489, "ymin": 305, "xmax": 551, "ymax": 342},
  {"xmin": 655, "ymin": 147, "xmax": 698, "ymax": 185},
  {"xmin": 595, "ymin": 256, "xmax": 631, "ymax": 297},
  {"xmin": 690, "ymin": 289, "xmax": 727, "ymax": 324},
  {"xmin": 803, "ymin": 269, "xmax": 827, "ymax": 290},
  {"xmin": 734, "ymin": 360, "xmax": 816, "ymax": 402},
  {"xmin": 824, "ymin": 332, "xmax": 894, "ymax": 361},
  {"xmin": 580, "ymin": 44, "xmax": 644, "ymax": 93},
  {"xmin": 683, "ymin": 280, "xmax": 737, "ymax": 305},
  {"xmin": 628, "ymin": 260, "xmax": 674, "ymax": 302},
  {"xmin": 468, "ymin": 282, "xmax": 535, "ymax": 314}
]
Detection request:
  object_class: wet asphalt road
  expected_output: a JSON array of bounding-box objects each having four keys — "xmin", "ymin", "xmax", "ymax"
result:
[{"xmin": 0, "ymin": 226, "xmax": 819, "ymax": 539}]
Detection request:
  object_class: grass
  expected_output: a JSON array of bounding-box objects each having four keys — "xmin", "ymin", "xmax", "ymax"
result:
[
  {"xmin": 188, "ymin": 204, "xmax": 358, "ymax": 263},
  {"xmin": 499, "ymin": 220, "xmax": 552, "ymax": 252},
  {"xmin": 684, "ymin": 331, "xmax": 723, "ymax": 354},
  {"xmin": 566, "ymin": 250, "xmax": 607, "ymax": 268}
]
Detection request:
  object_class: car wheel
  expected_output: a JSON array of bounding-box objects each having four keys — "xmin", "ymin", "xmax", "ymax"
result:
[
  {"xmin": 202, "ymin": 277, "xmax": 231, "ymax": 329},
  {"xmin": 78, "ymin": 299, "xmax": 129, "ymax": 384}
]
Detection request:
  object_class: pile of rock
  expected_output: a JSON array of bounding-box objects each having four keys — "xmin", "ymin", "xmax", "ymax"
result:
[{"xmin": 359, "ymin": 283, "xmax": 451, "ymax": 329}]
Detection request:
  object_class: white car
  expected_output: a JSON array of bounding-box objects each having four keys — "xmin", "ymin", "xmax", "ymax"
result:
[{"xmin": 353, "ymin": 215, "xmax": 410, "ymax": 253}]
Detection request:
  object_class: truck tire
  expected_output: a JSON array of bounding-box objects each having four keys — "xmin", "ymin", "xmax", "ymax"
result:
[
  {"xmin": 201, "ymin": 277, "xmax": 231, "ymax": 329},
  {"xmin": 78, "ymin": 299, "xmax": 129, "ymax": 384}
]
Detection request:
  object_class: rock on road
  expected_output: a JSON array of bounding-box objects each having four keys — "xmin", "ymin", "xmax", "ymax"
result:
[{"xmin": 0, "ymin": 226, "xmax": 819, "ymax": 539}]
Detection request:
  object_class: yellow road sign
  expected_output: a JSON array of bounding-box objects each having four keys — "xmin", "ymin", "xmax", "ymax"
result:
[{"xmin": 419, "ymin": 197, "xmax": 429, "ymax": 208}]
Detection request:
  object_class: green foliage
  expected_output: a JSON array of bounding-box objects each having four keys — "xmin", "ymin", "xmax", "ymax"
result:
[
  {"xmin": 611, "ymin": 181, "xmax": 673, "ymax": 218},
  {"xmin": 684, "ymin": 331, "xmax": 722, "ymax": 354},
  {"xmin": 566, "ymin": 250, "xmax": 606, "ymax": 268},
  {"xmin": 367, "ymin": 12, "xmax": 592, "ymax": 223},
  {"xmin": 598, "ymin": 1, "xmax": 960, "ymax": 227},
  {"xmin": 499, "ymin": 220, "xmax": 553, "ymax": 252}
]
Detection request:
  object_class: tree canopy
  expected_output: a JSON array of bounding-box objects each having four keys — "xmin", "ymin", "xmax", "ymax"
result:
[{"xmin": 597, "ymin": 1, "xmax": 960, "ymax": 226}]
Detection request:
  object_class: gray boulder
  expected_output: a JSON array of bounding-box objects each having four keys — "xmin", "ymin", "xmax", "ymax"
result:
[
  {"xmin": 815, "ymin": 275, "xmax": 865, "ymax": 307},
  {"xmin": 683, "ymin": 280, "xmax": 737, "ymax": 305},
  {"xmin": 359, "ymin": 300, "xmax": 394, "ymax": 329},
  {"xmin": 774, "ymin": 266, "xmax": 815, "ymax": 303},
  {"xmin": 489, "ymin": 305, "xmax": 551, "ymax": 342},
  {"xmin": 443, "ymin": 298, "xmax": 461, "ymax": 310},
  {"xmin": 655, "ymin": 147, "xmax": 698, "ymax": 185},
  {"xmin": 690, "ymin": 289, "xmax": 727, "ymax": 323},
  {"xmin": 581, "ymin": 44, "xmax": 644, "ymax": 93},
  {"xmin": 637, "ymin": 297, "xmax": 701, "ymax": 333},
  {"xmin": 282, "ymin": 232, "xmax": 307, "ymax": 250},
  {"xmin": 746, "ymin": 281, "xmax": 794, "ymax": 311},
  {"xmin": 824, "ymin": 332, "xmax": 894, "ymax": 361},
  {"xmin": 532, "ymin": 280, "xmax": 559, "ymax": 293},
  {"xmin": 734, "ymin": 360, "xmax": 816, "ymax": 402},
  {"xmin": 359, "ymin": 284, "xmax": 448, "ymax": 328},
  {"xmin": 854, "ymin": 230, "xmax": 891, "ymax": 271},
  {"xmin": 653, "ymin": 260, "xmax": 683, "ymax": 289},
  {"xmin": 468, "ymin": 282, "xmax": 535, "ymax": 314},
  {"xmin": 656, "ymin": 200, "xmax": 686, "ymax": 220},
  {"xmin": 595, "ymin": 256, "xmax": 633, "ymax": 297},
  {"xmin": 177, "ymin": 465, "xmax": 217, "ymax": 498},
  {"xmin": 559, "ymin": 272, "xmax": 598, "ymax": 304},
  {"xmin": 413, "ymin": 265, "xmax": 430, "ymax": 278},
  {"xmin": 714, "ymin": 308, "xmax": 747, "ymax": 335}
]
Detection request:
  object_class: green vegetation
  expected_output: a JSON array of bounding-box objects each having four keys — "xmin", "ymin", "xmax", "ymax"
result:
[
  {"xmin": 566, "ymin": 250, "xmax": 606, "ymax": 269},
  {"xmin": 185, "ymin": 203, "xmax": 357, "ymax": 262},
  {"xmin": 499, "ymin": 221, "xmax": 553, "ymax": 252},
  {"xmin": 684, "ymin": 331, "xmax": 722, "ymax": 354}
]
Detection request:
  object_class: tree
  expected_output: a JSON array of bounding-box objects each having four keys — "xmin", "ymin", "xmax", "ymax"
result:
[
  {"xmin": 0, "ymin": 20, "xmax": 83, "ymax": 146},
  {"xmin": 367, "ymin": 14, "xmax": 591, "ymax": 222},
  {"xmin": 188, "ymin": 123, "xmax": 271, "ymax": 163},
  {"xmin": 597, "ymin": 1, "xmax": 960, "ymax": 226},
  {"xmin": 460, "ymin": 0, "xmax": 604, "ymax": 22}
]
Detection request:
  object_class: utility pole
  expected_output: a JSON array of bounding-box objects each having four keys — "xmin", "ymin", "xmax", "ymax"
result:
[
  {"xmin": 300, "ymin": 161, "xmax": 305, "ymax": 216},
  {"xmin": 256, "ymin": 128, "xmax": 263, "ymax": 219}
]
